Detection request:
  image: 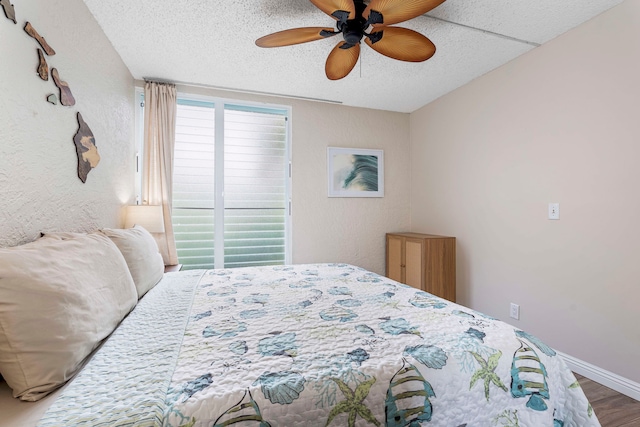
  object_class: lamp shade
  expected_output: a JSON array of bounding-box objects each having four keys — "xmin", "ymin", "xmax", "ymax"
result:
[{"xmin": 124, "ymin": 205, "xmax": 165, "ymax": 233}]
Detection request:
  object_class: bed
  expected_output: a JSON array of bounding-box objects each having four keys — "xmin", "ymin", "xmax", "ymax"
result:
[{"xmin": 0, "ymin": 233, "xmax": 600, "ymax": 426}]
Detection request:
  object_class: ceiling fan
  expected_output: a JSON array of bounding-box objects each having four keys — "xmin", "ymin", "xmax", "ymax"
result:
[{"xmin": 256, "ymin": 0, "xmax": 446, "ymax": 80}]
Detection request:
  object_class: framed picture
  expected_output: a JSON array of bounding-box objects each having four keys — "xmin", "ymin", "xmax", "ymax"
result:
[{"xmin": 327, "ymin": 147, "xmax": 384, "ymax": 197}]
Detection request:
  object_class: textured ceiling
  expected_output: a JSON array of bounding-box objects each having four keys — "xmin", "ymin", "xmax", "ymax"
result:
[{"xmin": 82, "ymin": 0, "xmax": 624, "ymax": 113}]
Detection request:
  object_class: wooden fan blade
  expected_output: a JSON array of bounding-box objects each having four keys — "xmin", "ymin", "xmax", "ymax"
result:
[
  {"xmin": 325, "ymin": 42, "xmax": 360, "ymax": 80},
  {"xmin": 256, "ymin": 27, "xmax": 337, "ymax": 48},
  {"xmin": 310, "ymin": 0, "xmax": 356, "ymax": 21},
  {"xmin": 364, "ymin": 0, "xmax": 446, "ymax": 27},
  {"xmin": 365, "ymin": 26, "xmax": 435, "ymax": 62}
]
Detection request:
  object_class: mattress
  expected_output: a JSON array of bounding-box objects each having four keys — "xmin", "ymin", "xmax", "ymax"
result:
[{"xmin": 34, "ymin": 264, "xmax": 599, "ymax": 426}]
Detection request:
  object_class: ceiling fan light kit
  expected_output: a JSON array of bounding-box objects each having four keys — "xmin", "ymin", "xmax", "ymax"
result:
[{"xmin": 256, "ymin": 0, "xmax": 446, "ymax": 80}]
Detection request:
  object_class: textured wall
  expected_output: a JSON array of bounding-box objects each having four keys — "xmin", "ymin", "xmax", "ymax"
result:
[
  {"xmin": 410, "ymin": 1, "xmax": 639, "ymax": 382},
  {"xmin": 0, "ymin": 0, "xmax": 135, "ymax": 247},
  {"xmin": 170, "ymin": 84, "xmax": 411, "ymax": 275}
]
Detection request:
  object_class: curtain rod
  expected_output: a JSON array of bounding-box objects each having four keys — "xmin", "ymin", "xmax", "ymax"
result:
[{"xmin": 142, "ymin": 77, "xmax": 343, "ymax": 105}]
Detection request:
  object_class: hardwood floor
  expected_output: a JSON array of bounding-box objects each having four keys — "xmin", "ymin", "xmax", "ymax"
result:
[{"xmin": 575, "ymin": 373, "xmax": 640, "ymax": 427}]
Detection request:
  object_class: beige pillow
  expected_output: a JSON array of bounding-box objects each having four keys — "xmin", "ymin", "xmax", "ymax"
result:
[
  {"xmin": 38, "ymin": 231, "xmax": 83, "ymax": 240},
  {"xmin": 0, "ymin": 233, "xmax": 138, "ymax": 401},
  {"xmin": 100, "ymin": 226, "xmax": 165, "ymax": 299}
]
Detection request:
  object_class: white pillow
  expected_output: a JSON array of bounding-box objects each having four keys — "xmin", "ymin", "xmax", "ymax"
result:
[
  {"xmin": 0, "ymin": 233, "xmax": 138, "ymax": 401},
  {"xmin": 100, "ymin": 226, "xmax": 165, "ymax": 299}
]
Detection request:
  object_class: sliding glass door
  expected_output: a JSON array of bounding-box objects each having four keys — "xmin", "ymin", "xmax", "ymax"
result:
[{"xmin": 171, "ymin": 97, "xmax": 290, "ymax": 270}]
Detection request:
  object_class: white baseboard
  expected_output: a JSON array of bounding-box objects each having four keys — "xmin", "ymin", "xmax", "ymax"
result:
[{"xmin": 558, "ymin": 351, "xmax": 640, "ymax": 402}]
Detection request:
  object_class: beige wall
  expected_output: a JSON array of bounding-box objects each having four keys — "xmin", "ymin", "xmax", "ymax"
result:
[
  {"xmin": 410, "ymin": 0, "xmax": 640, "ymax": 382},
  {"xmin": 0, "ymin": 0, "xmax": 135, "ymax": 247},
  {"xmin": 291, "ymin": 101, "xmax": 410, "ymax": 274},
  {"xmin": 172, "ymin": 84, "xmax": 412, "ymax": 275}
]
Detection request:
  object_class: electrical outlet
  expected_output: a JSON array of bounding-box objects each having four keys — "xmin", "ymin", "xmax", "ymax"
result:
[
  {"xmin": 548, "ymin": 203, "xmax": 560, "ymax": 220},
  {"xmin": 510, "ymin": 303, "xmax": 520, "ymax": 320}
]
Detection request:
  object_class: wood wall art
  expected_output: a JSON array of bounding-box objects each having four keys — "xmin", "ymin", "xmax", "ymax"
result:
[
  {"xmin": 0, "ymin": 0, "xmax": 16, "ymax": 24},
  {"xmin": 8, "ymin": 8, "xmax": 94, "ymax": 183},
  {"xmin": 73, "ymin": 113, "xmax": 100, "ymax": 183},
  {"xmin": 51, "ymin": 68, "xmax": 75, "ymax": 106},
  {"xmin": 36, "ymin": 49, "xmax": 48, "ymax": 80},
  {"xmin": 24, "ymin": 22, "xmax": 55, "ymax": 55}
]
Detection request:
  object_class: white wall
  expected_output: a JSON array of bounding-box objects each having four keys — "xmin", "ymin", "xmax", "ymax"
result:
[
  {"xmin": 172, "ymin": 84, "xmax": 412, "ymax": 275},
  {"xmin": 0, "ymin": 0, "xmax": 135, "ymax": 247},
  {"xmin": 410, "ymin": 0, "xmax": 640, "ymax": 382}
]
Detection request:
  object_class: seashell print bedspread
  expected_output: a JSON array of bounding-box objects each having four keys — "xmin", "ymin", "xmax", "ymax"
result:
[{"xmin": 39, "ymin": 264, "xmax": 600, "ymax": 427}]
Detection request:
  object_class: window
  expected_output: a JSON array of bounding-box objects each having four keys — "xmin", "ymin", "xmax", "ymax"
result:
[{"xmin": 137, "ymin": 91, "xmax": 291, "ymax": 270}]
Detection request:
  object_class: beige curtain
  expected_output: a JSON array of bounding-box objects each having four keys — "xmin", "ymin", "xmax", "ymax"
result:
[{"xmin": 143, "ymin": 81, "xmax": 178, "ymax": 265}]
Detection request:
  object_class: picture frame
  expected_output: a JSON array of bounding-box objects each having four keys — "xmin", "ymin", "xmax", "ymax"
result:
[{"xmin": 327, "ymin": 147, "xmax": 384, "ymax": 197}]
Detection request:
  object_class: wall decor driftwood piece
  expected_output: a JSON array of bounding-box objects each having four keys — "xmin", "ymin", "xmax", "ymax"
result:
[
  {"xmin": 51, "ymin": 68, "xmax": 75, "ymax": 106},
  {"xmin": 73, "ymin": 112, "xmax": 100, "ymax": 183},
  {"xmin": 24, "ymin": 22, "xmax": 55, "ymax": 55},
  {"xmin": 0, "ymin": 0, "xmax": 16, "ymax": 24},
  {"xmin": 46, "ymin": 94, "xmax": 57, "ymax": 105},
  {"xmin": 36, "ymin": 49, "xmax": 49, "ymax": 80}
]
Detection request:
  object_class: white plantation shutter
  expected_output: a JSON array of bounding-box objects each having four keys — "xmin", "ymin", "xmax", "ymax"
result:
[
  {"xmin": 171, "ymin": 98, "xmax": 290, "ymax": 270},
  {"xmin": 224, "ymin": 106, "xmax": 287, "ymax": 268},
  {"xmin": 172, "ymin": 101, "xmax": 216, "ymax": 269}
]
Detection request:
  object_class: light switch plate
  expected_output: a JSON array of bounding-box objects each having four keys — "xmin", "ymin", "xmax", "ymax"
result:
[{"xmin": 510, "ymin": 303, "xmax": 520, "ymax": 320}]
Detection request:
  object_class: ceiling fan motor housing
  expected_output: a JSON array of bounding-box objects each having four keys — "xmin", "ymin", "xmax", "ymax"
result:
[
  {"xmin": 338, "ymin": 2, "xmax": 368, "ymax": 46},
  {"xmin": 343, "ymin": 24, "xmax": 364, "ymax": 45}
]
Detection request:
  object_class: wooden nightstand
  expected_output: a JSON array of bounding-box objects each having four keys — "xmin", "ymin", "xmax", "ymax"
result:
[
  {"xmin": 164, "ymin": 264, "xmax": 182, "ymax": 273},
  {"xmin": 386, "ymin": 232, "xmax": 456, "ymax": 302}
]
